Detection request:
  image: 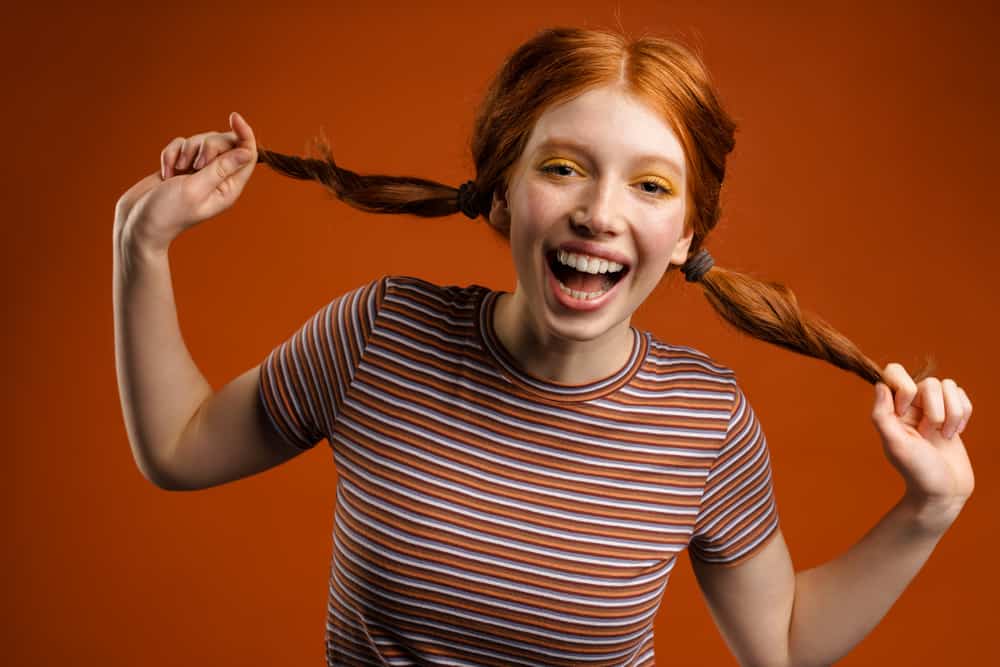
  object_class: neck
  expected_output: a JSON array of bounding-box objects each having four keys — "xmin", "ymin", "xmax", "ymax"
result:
[{"xmin": 492, "ymin": 291, "xmax": 635, "ymax": 385}]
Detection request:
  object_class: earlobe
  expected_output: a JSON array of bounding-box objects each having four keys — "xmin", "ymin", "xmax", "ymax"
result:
[
  {"xmin": 488, "ymin": 187, "xmax": 511, "ymax": 234},
  {"xmin": 491, "ymin": 185, "xmax": 508, "ymax": 212},
  {"xmin": 670, "ymin": 226, "xmax": 696, "ymax": 266}
]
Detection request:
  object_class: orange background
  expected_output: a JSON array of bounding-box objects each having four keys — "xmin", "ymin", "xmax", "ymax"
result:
[{"xmin": 5, "ymin": 1, "xmax": 998, "ymax": 665}]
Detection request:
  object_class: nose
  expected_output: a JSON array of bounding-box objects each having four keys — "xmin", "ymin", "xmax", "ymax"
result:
[{"xmin": 570, "ymin": 178, "xmax": 624, "ymax": 237}]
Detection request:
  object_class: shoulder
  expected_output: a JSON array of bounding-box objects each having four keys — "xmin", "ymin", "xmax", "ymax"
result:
[
  {"xmin": 642, "ymin": 331, "xmax": 740, "ymax": 390},
  {"xmin": 369, "ymin": 275, "xmax": 496, "ymax": 338},
  {"xmin": 380, "ymin": 274, "xmax": 493, "ymax": 311}
]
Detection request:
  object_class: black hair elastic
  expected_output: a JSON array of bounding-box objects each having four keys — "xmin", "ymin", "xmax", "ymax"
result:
[
  {"xmin": 457, "ymin": 180, "xmax": 479, "ymax": 219},
  {"xmin": 681, "ymin": 248, "xmax": 714, "ymax": 282}
]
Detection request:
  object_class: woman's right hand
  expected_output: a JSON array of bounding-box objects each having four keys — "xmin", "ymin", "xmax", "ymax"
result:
[{"xmin": 114, "ymin": 111, "xmax": 258, "ymax": 254}]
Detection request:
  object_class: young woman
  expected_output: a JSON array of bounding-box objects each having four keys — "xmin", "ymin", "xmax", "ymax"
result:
[{"xmin": 114, "ymin": 26, "xmax": 974, "ymax": 667}]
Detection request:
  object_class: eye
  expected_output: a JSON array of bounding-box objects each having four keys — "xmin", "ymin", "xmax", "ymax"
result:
[
  {"xmin": 637, "ymin": 180, "xmax": 674, "ymax": 197},
  {"xmin": 540, "ymin": 160, "xmax": 579, "ymax": 177}
]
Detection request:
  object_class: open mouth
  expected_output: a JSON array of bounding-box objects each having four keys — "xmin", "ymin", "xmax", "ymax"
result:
[{"xmin": 545, "ymin": 250, "xmax": 630, "ymax": 295}]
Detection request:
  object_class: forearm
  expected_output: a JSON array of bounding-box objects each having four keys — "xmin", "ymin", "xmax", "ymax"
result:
[
  {"xmin": 112, "ymin": 224, "xmax": 213, "ymax": 488},
  {"xmin": 787, "ymin": 496, "xmax": 955, "ymax": 666}
]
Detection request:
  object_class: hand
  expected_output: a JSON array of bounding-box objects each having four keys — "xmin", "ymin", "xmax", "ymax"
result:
[
  {"xmin": 872, "ymin": 362, "xmax": 975, "ymax": 530},
  {"xmin": 114, "ymin": 111, "xmax": 258, "ymax": 254}
]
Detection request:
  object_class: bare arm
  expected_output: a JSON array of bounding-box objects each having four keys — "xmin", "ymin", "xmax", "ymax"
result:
[
  {"xmin": 692, "ymin": 498, "xmax": 955, "ymax": 667},
  {"xmin": 112, "ymin": 228, "xmax": 214, "ymax": 488},
  {"xmin": 114, "ymin": 224, "xmax": 304, "ymax": 491},
  {"xmin": 786, "ymin": 495, "xmax": 951, "ymax": 666},
  {"xmin": 113, "ymin": 112, "xmax": 304, "ymax": 490},
  {"xmin": 693, "ymin": 364, "xmax": 974, "ymax": 667},
  {"xmin": 113, "ymin": 229, "xmax": 303, "ymax": 491}
]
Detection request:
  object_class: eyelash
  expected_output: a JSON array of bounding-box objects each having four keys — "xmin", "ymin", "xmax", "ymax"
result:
[{"xmin": 540, "ymin": 162, "xmax": 674, "ymax": 197}]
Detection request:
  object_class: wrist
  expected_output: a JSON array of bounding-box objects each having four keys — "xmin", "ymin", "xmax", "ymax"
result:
[
  {"xmin": 898, "ymin": 490, "xmax": 967, "ymax": 537},
  {"xmin": 114, "ymin": 219, "xmax": 170, "ymax": 264},
  {"xmin": 114, "ymin": 222, "xmax": 171, "ymax": 283}
]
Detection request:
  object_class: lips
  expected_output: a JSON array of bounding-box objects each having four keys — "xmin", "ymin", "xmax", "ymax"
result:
[{"xmin": 543, "ymin": 250, "xmax": 631, "ymax": 312}]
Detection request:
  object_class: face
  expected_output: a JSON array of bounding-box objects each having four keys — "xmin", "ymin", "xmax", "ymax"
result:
[{"xmin": 490, "ymin": 84, "xmax": 694, "ymax": 347}]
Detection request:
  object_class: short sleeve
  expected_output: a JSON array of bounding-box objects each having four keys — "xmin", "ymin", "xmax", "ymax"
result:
[
  {"xmin": 689, "ymin": 382, "xmax": 780, "ymax": 567},
  {"xmin": 257, "ymin": 276, "xmax": 387, "ymax": 451}
]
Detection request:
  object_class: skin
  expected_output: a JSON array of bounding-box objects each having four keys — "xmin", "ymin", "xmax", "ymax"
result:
[
  {"xmin": 483, "ymin": 86, "xmax": 977, "ymax": 664},
  {"xmin": 488, "ymin": 83, "xmax": 694, "ymax": 385}
]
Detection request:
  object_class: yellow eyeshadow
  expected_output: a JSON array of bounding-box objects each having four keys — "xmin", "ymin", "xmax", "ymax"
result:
[
  {"xmin": 640, "ymin": 175, "xmax": 674, "ymax": 193},
  {"xmin": 540, "ymin": 159, "xmax": 674, "ymax": 194},
  {"xmin": 541, "ymin": 158, "xmax": 581, "ymax": 171}
]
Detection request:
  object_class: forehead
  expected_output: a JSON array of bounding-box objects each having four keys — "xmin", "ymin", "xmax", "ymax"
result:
[{"xmin": 523, "ymin": 85, "xmax": 686, "ymax": 177}]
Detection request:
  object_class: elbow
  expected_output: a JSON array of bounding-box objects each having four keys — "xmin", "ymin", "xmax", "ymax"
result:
[
  {"xmin": 144, "ymin": 465, "xmax": 202, "ymax": 492},
  {"xmin": 145, "ymin": 472, "xmax": 200, "ymax": 492},
  {"xmin": 132, "ymin": 448, "xmax": 196, "ymax": 492},
  {"xmin": 136, "ymin": 461, "xmax": 184, "ymax": 491},
  {"xmin": 146, "ymin": 474, "xmax": 186, "ymax": 492},
  {"xmin": 783, "ymin": 639, "xmax": 828, "ymax": 667}
]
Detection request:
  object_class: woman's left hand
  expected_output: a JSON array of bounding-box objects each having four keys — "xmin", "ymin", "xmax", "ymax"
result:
[{"xmin": 872, "ymin": 362, "xmax": 975, "ymax": 531}]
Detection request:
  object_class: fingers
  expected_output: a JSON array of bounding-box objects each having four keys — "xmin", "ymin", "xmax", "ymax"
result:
[
  {"xmin": 159, "ymin": 116, "xmax": 250, "ymax": 180},
  {"xmin": 229, "ymin": 111, "xmax": 257, "ymax": 157},
  {"xmin": 161, "ymin": 136, "xmax": 185, "ymax": 180},
  {"xmin": 957, "ymin": 387, "xmax": 973, "ymax": 435},
  {"xmin": 940, "ymin": 379, "xmax": 963, "ymax": 439},
  {"xmin": 882, "ymin": 362, "xmax": 918, "ymax": 417},
  {"xmin": 881, "ymin": 362, "xmax": 974, "ymax": 441},
  {"xmin": 192, "ymin": 141, "xmax": 207, "ymax": 170},
  {"xmin": 219, "ymin": 112, "xmax": 256, "ymax": 179},
  {"xmin": 915, "ymin": 378, "xmax": 945, "ymax": 435},
  {"xmin": 871, "ymin": 381, "xmax": 910, "ymax": 443},
  {"xmin": 192, "ymin": 131, "xmax": 238, "ymax": 170}
]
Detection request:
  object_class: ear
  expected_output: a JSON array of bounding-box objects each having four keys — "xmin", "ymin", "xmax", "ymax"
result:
[
  {"xmin": 669, "ymin": 223, "xmax": 696, "ymax": 266},
  {"xmin": 488, "ymin": 184, "xmax": 511, "ymax": 236}
]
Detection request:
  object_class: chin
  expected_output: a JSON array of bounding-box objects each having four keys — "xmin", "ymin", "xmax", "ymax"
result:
[{"xmin": 537, "ymin": 303, "xmax": 632, "ymax": 344}]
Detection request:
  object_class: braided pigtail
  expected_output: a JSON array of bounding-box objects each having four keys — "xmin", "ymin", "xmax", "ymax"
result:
[
  {"xmin": 679, "ymin": 248, "xmax": 935, "ymax": 385},
  {"xmin": 255, "ymin": 133, "xmax": 485, "ymax": 220}
]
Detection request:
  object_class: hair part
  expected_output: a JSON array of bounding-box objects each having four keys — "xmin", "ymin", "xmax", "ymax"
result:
[{"xmin": 255, "ymin": 25, "xmax": 933, "ymax": 387}]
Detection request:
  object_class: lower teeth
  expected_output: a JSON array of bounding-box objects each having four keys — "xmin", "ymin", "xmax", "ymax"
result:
[{"xmin": 557, "ymin": 281, "xmax": 609, "ymax": 300}]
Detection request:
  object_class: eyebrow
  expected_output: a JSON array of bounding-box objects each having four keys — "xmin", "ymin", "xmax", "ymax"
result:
[{"xmin": 534, "ymin": 137, "xmax": 684, "ymax": 177}]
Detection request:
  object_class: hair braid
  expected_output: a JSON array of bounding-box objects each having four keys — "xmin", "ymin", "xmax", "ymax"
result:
[{"xmin": 694, "ymin": 265, "xmax": 935, "ymax": 383}]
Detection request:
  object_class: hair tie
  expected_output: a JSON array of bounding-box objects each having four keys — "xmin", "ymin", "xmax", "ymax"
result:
[
  {"xmin": 681, "ymin": 248, "xmax": 714, "ymax": 282},
  {"xmin": 456, "ymin": 180, "xmax": 479, "ymax": 219}
]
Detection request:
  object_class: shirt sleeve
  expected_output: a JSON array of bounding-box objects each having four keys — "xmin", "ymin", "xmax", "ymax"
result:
[
  {"xmin": 689, "ymin": 381, "xmax": 780, "ymax": 567},
  {"xmin": 257, "ymin": 276, "xmax": 388, "ymax": 451}
]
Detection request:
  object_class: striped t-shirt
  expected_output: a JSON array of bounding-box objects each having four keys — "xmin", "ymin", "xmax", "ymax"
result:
[{"xmin": 258, "ymin": 275, "xmax": 780, "ymax": 667}]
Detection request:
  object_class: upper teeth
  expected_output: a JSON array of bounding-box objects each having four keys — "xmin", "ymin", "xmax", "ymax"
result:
[{"xmin": 557, "ymin": 250, "xmax": 625, "ymax": 275}]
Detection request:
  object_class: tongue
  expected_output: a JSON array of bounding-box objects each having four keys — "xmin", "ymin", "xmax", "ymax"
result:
[{"xmin": 564, "ymin": 269, "xmax": 609, "ymax": 293}]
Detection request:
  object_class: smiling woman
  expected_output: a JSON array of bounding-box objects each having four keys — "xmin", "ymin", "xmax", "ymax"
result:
[{"xmin": 116, "ymin": 23, "xmax": 975, "ymax": 667}]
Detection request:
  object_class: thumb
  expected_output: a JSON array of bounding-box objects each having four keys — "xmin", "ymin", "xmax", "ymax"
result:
[
  {"xmin": 185, "ymin": 148, "xmax": 255, "ymax": 222},
  {"xmin": 871, "ymin": 382, "xmax": 908, "ymax": 442},
  {"xmin": 222, "ymin": 148, "xmax": 253, "ymax": 174},
  {"xmin": 198, "ymin": 147, "xmax": 253, "ymax": 194}
]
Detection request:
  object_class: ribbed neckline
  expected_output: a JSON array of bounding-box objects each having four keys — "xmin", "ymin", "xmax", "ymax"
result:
[{"xmin": 475, "ymin": 290, "xmax": 648, "ymax": 403}]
